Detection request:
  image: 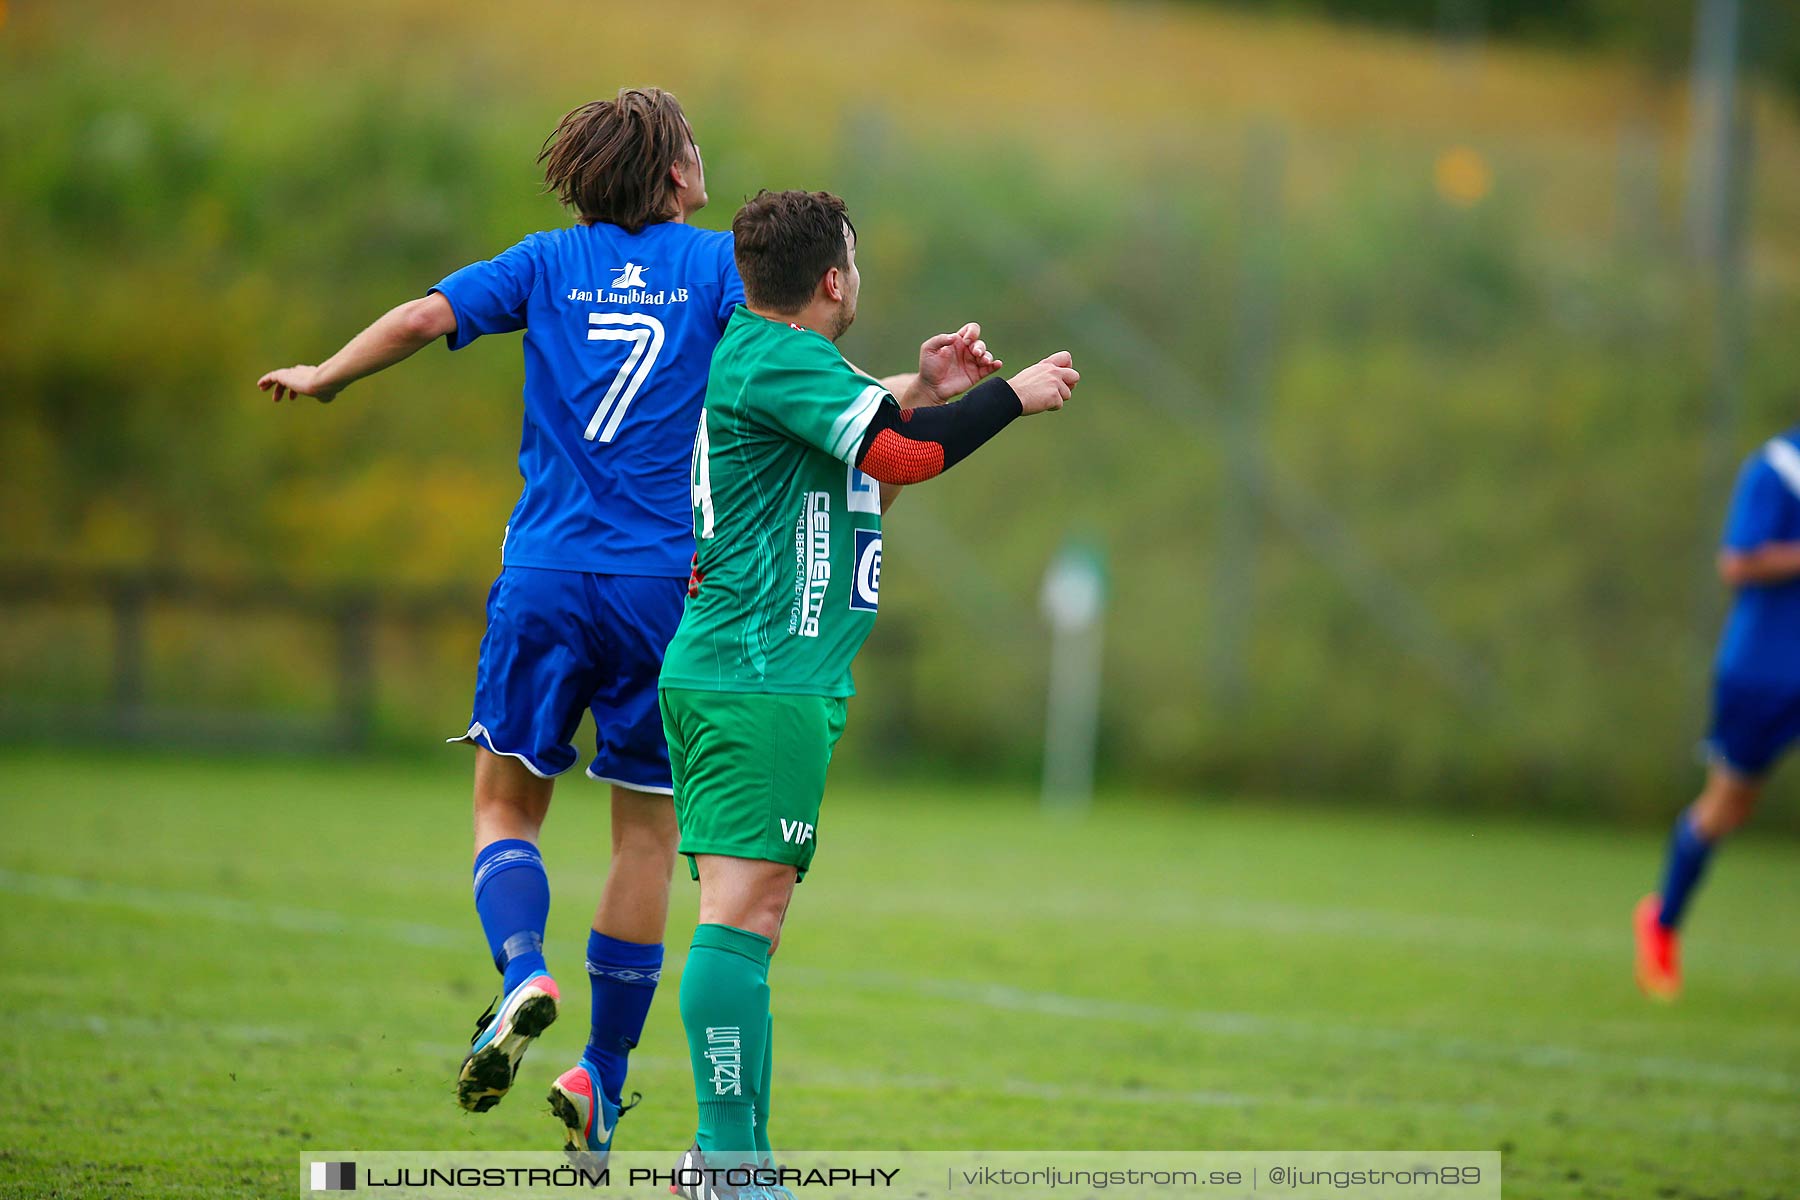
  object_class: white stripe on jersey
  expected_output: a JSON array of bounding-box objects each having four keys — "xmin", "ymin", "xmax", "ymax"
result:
[
  {"xmin": 827, "ymin": 384, "xmax": 887, "ymax": 463},
  {"xmin": 1764, "ymin": 438, "xmax": 1800, "ymax": 500}
]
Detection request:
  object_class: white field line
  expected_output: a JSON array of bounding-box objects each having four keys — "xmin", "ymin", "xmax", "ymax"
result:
[
  {"xmin": 782, "ymin": 1064, "xmax": 1792, "ymax": 1139},
  {"xmin": 13, "ymin": 1007, "xmax": 1290, "ymax": 1110},
  {"xmin": 3, "ymin": 868, "xmax": 1796, "ymax": 1101},
  {"xmin": 11, "ymin": 861, "xmax": 1798, "ymax": 979},
  {"xmin": 0, "ymin": 868, "xmax": 467, "ymax": 949},
  {"xmin": 24, "ymin": 1008, "xmax": 1289, "ymax": 1114},
  {"xmin": 20, "ymin": 1007, "xmax": 1793, "ymax": 1139},
  {"xmin": 777, "ymin": 968, "xmax": 1800, "ymax": 1098},
  {"xmin": 820, "ymin": 889, "xmax": 1800, "ymax": 980}
]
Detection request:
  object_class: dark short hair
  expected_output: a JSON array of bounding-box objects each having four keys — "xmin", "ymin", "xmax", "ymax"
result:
[
  {"xmin": 730, "ymin": 190, "xmax": 856, "ymax": 312},
  {"xmin": 538, "ymin": 88, "xmax": 693, "ymax": 233}
]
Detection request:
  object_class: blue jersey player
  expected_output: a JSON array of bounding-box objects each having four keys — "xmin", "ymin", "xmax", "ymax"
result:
[
  {"xmin": 259, "ymin": 89, "xmax": 739, "ymax": 1151},
  {"xmin": 1637, "ymin": 428, "xmax": 1800, "ymax": 999}
]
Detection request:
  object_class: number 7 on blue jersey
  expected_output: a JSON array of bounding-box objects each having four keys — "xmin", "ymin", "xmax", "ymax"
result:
[{"xmin": 585, "ymin": 312, "xmax": 666, "ymax": 442}]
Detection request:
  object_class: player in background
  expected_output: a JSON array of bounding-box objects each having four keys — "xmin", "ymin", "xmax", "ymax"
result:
[
  {"xmin": 258, "ymin": 91, "xmax": 1002, "ymax": 1157},
  {"xmin": 659, "ymin": 190, "xmax": 1077, "ymax": 1198},
  {"xmin": 1637, "ymin": 427, "xmax": 1800, "ymax": 999}
]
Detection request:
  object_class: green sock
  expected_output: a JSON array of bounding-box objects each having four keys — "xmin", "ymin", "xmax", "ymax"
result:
[
  {"xmin": 752, "ymin": 1010, "xmax": 774, "ymax": 1167},
  {"xmin": 679, "ymin": 923, "xmax": 771, "ymax": 1160}
]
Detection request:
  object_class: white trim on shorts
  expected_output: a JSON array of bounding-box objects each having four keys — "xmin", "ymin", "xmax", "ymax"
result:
[
  {"xmin": 447, "ymin": 722, "xmax": 573, "ymax": 780},
  {"xmin": 585, "ymin": 767, "xmax": 675, "ymax": 796}
]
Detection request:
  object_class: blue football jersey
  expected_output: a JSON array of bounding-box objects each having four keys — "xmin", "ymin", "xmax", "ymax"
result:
[
  {"xmin": 432, "ymin": 221, "xmax": 744, "ymax": 576},
  {"xmin": 1716, "ymin": 429, "xmax": 1800, "ymax": 684}
]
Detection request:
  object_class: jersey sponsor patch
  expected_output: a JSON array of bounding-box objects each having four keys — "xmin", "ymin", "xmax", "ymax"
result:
[
  {"xmin": 847, "ymin": 464, "xmax": 881, "ymax": 514},
  {"xmin": 791, "ymin": 491, "xmax": 832, "ymax": 638},
  {"xmin": 850, "ymin": 528, "xmax": 882, "ymax": 612}
]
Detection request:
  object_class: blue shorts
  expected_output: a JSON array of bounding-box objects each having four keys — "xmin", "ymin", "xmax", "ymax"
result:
[
  {"xmin": 450, "ymin": 566, "xmax": 686, "ymax": 791},
  {"xmin": 1706, "ymin": 674, "xmax": 1800, "ymax": 778}
]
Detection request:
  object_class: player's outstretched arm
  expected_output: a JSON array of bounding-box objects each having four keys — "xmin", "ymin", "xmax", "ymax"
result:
[
  {"xmin": 1719, "ymin": 543, "xmax": 1800, "ymax": 587},
  {"xmin": 258, "ymin": 292, "xmax": 458, "ymax": 403},
  {"xmin": 855, "ymin": 349, "xmax": 1077, "ymax": 491}
]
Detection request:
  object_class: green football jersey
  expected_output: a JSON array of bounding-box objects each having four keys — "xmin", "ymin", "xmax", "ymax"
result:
[{"xmin": 659, "ymin": 305, "xmax": 889, "ymax": 697}]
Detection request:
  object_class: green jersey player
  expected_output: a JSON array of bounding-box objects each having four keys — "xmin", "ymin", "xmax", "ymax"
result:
[{"xmin": 660, "ymin": 189, "xmax": 1078, "ymax": 1197}]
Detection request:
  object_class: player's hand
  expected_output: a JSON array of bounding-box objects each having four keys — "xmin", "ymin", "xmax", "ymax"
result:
[
  {"xmin": 1007, "ymin": 351, "xmax": 1078, "ymax": 416},
  {"xmin": 917, "ymin": 323, "xmax": 1001, "ymax": 404},
  {"xmin": 258, "ymin": 365, "xmax": 341, "ymax": 404},
  {"xmin": 687, "ymin": 553, "xmax": 705, "ymax": 600}
]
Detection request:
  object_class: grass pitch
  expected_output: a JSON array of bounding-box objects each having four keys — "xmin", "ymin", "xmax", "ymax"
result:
[{"xmin": 1, "ymin": 748, "xmax": 1797, "ymax": 1198}]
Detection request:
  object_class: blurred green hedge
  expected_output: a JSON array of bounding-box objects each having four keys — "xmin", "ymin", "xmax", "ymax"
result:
[{"xmin": 5, "ymin": 19, "xmax": 1800, "ymax": 824}]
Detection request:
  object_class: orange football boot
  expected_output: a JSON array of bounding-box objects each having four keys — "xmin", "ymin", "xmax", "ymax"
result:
[{"xmin": 1634, "ymin": 894, "xmax": 1680, "ymax": 1001}]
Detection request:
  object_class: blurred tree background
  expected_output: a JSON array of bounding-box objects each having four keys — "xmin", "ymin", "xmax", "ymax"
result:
[
  {"xmin": 1203, "ymin": 0, "xmax": 1800, "ymax": 96},
  {"xmin": 4, "ymin": 0, "xmax": 1799, "ymax": 822}
]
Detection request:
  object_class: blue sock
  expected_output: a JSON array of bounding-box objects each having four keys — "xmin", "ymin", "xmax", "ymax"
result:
[
  {"xmin": 472, "ymin": 839, "xmax": 550, "ymax": 994},
  {"xmin": 1657, "ymin": 808, "xmax": 1716, "ymax": 930},
  {"xmin": 584, "ymin": 929, "xmax": 664, "ymax": 1107}
]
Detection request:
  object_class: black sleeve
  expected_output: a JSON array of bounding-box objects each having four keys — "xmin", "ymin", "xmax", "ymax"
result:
[{"xmin": 852, "ymin": 376, "xmax": 1022, "ymax": 485}]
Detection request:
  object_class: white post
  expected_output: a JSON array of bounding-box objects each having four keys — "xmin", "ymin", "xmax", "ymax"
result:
[
  {"xmin": 1040, "ymin": 542, "xmax": 1107, "ymax": 813},
  {"xmin": 1684, "ymin": 0, "xmax": 1742, "ymax": 264}
]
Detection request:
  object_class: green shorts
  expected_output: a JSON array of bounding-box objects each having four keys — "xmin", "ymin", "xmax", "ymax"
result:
[{"xmin": 660, "ymin": 687, "xmax": 849, "ymax": 881}]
